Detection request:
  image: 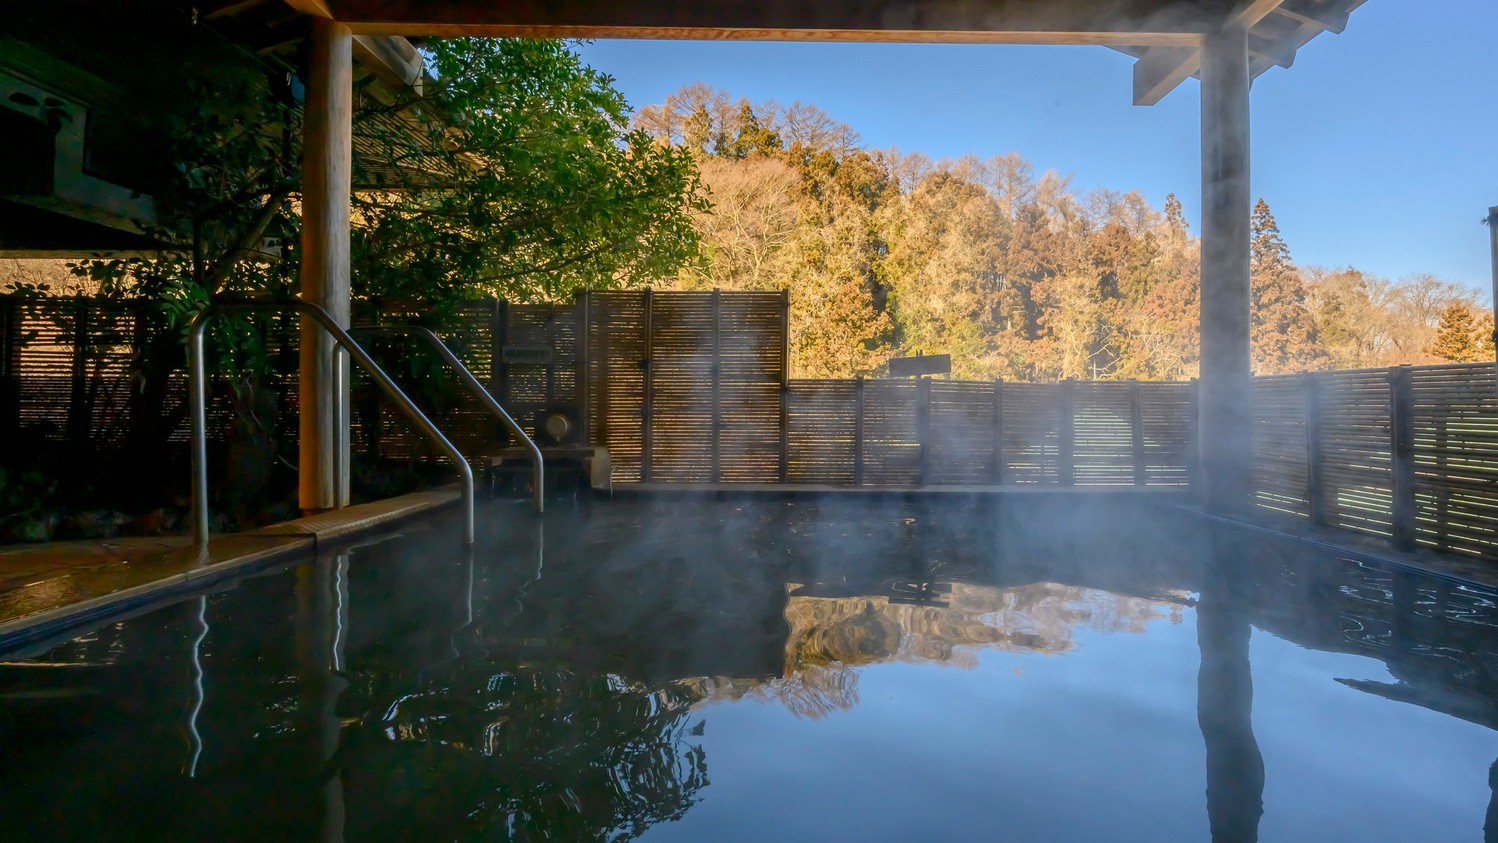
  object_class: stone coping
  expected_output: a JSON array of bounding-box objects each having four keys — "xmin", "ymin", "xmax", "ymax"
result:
[{"xmin": 0, "ymin": 488, "xmax": 460, "ymax": 655}]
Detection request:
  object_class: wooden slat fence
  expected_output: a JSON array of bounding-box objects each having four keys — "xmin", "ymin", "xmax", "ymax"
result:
[
  {"xmin": 5, "ymin": 291, "xmax": 1495, "ymax": 562},
  {"xmin": 1251, "ymin": 362, "xmax": 1498, "ymax": 559}
]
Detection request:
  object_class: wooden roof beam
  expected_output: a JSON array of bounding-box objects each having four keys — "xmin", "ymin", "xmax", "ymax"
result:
[
  {"xmin": 204, "ymin": 0, "xmax": 274, "ymax": 21},
  {"xmin": 1133, "ymin": 46, "xmax": 1200, "ymax": 107},
  {"xmin": 353, "ymin": 35, "xmax": 424, "ymax": 96},
  {"xmin": 1272, "ymin": 0, "xmax": 1349, "ymax": 34},
  {"xmin": 1132, "ymin": 1, "xmax": 1293, "ymax": 105},
  {"xmin": 305, "ymin": 0, "xmax": 1225, "ymax": 44},
  {"xmin": 1229, "ymin": 0, "xmax": 1290, "ymax": 29},
  {"xmin": 1247, "ymin": 33, "xmax": 1296, "ymax": 68},
  {"xmin": 282, "ymin": 0, "xmax": 333, "ymax": 18}
]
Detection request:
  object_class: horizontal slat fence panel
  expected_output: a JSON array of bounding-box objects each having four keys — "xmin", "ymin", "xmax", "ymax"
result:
[
  {"xmin": 1318, "ymin": 368, "xmax": 1395, "ymax": 539},
  {"xmin": 928, "ymin": 380, "xmax": 997, "ymax": 485},
  {"xmin": 1244, "ymin": 362, "xmax": 1498, "ymax": 560},
  {"xmin": 1072, "ymin": 381, "xmax": 1135, "ymax": 486},
  {"xmin": 1252, "ymin": 373, "xmax": 1311, "ymax": 518},
  {"xmin": 1139, "ymin": 381, "xmax": 1194, "ymax": 487},
  {"xmin": 646, "ymin": 291, "xmax": 716, "ymax": 482},
  {"xmin": 718, "ymin": 292, "xmax": 786, "ymax": 483},
  {"xmin": 786, "ymin": 380, "xmax": 857, "ymax": 485},
  {"xmin": 583, "ymin": 291, "xmax": 648, "ymax": 482},
  {"xmin": 1409, "ymin": 363, "xmax": 1498, "ymax": 558},
  {"xmin": 1000, "ymin": 382, "xmax": 1062, "ymax": 485},
  {"xmin": 859, "ymin": 379, "xmax": 921, "ymax": 486}
]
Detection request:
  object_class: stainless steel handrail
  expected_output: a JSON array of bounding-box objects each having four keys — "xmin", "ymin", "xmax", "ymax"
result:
[
  {"xmin": 347, "ymin": 325, "xmax": 544, "ymax": 513},
  {"xmin": 187, "ymin": 299, "xmax": 475, "ymax": 549}
]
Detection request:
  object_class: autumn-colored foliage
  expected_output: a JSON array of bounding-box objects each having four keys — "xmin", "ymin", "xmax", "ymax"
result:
[{"xmin": 640, "ymin": 84, "xmax": 1490, "ymax": 381}]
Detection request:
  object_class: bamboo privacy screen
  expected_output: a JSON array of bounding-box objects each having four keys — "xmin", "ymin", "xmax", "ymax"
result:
[{"xmin": 564, "ymin": 292, "xmax": 1196, "ymax": 490}]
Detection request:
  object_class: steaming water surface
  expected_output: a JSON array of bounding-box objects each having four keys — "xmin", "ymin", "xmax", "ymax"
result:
[{"xmin": 1, "ymin": 496, "xmax": 1495, "ymax": 841}]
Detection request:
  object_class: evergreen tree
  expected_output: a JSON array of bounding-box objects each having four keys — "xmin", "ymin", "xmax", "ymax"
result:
[
  {"xmin": 1429, "ymin": 303, "xmax": 1484, "ymax": 362},
  {"xmin": 1250, "ymin": 198, "xmax": 1322, "ymax": 373},
  {"xmin": 1163, "ymin": 193, "xmax": 1188, "ymax": 235}
]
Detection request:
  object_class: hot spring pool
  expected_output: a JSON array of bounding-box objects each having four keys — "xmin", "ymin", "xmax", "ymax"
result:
[{"xmin": 2, "ymin": 496, "xmax": 1495, "ymax": 841}]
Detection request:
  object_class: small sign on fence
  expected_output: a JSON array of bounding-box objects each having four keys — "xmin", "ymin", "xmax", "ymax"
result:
[
  {"xmin": 501, "ymin": 345, "xmax": 553, "ymax": 365},
  {"xmin": 887, "ymin": 353, "xmax": 951, "ymax": 378}
]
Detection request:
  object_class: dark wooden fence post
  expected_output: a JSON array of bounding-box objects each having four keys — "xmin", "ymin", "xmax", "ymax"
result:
[
  {"xmin": 1058, "ymin": 379, "xmax": 1075, "ymax": 486},
  {"xmin": 545, "ymin": 303, "xmax": 559, "ymax": 406},
  {"xmin": 853, "ymin": 375, "xmax": 865, "ymax": 486},
  {"xmin": 992, "ymin": 379, "xmax": 1004, "ymax": 485},
  {"xmin": 1390, "ymin": 365, "xmax": 1417, "ymax": 551},
  {"xmin": 1131, "ymin": 380, "xmax": 1147, "ymax": 486},
  {"xmin": 917, "ymin": 376, "xmax": 932, "ymax": 486},
  {"xmin": 578, "ymin": 291, "xmax": 591, "ymax": 445},
  {"xmin": 1188, "ymin": 377, "xmax": 1200, "ymax": 493},
  {"xmin": 710, "ymin": 288, "xmax": 722, "ymax": 484},
  {"xmin": 779, "ymin": 290, "xmax": 790, "ymax": 483},
  {"xmin": 641, "ymin": 289, "xmax": 654, "ymax": 482},
  {"xmin": 490, "ymin": 298, "xmax": 507, "ymax": 399},
  {"xmin": 66, "ymin": 301, "xmax": 91, "ymax": 448},
  {"xmin": 1305, "ymin": 372, "xmax": 1326, "ymax": 525},
  {"xmin": 0, "ymin": 298, "xmax": 18, "ymax": 447}
]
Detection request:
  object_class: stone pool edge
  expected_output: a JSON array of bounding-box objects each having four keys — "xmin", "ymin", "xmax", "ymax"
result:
[{"xmin": 0, "ymin": 488, "xmax": 460, "ymax": 655}]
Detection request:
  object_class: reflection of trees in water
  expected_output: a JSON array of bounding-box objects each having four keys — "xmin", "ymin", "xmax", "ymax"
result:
[
  {"xmin": 340, "ymin": 666, "xmax": 708, "ymax": 842},
  {"xmin": 689, "ymin": 581, "xmax": 1180, "ymax": 719},
  {"xmin": 784, "ymin": 581, "xmax": 1176, "ymax": 665}
]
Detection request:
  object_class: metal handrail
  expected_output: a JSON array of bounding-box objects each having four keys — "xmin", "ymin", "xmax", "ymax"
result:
[
  {"xmin": 346, "ymin": 325, "xmax": 544, "ymax": 513},
  {"xmin": 188, "ymin": 299, "xmax": 475, "ymax": 549}
]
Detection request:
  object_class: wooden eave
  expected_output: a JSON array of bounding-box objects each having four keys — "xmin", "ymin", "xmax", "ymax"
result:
[{"xmin": 288, "ymin": 0, "xmax": 1369, "ymax": 105}]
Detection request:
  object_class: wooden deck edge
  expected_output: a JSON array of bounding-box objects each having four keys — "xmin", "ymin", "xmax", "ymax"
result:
[
  {"xmin": 1188, "ymin": 505, "xmax": 1498, "ymax": 591},
  {"xmin": 613, "ymin": 482, "xmax": 1193, "ymax": 496}
]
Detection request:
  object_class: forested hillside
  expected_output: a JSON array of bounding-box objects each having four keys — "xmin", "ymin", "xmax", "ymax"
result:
[{"xmin": 636, "ymin": 83, "xmax": 1494, "ymax": 380}]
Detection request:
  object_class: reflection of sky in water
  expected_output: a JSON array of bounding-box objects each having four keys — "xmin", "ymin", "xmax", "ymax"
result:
[{"xmin": 653, "ymin": 608, "xmax": 1495, "ymax": 843}]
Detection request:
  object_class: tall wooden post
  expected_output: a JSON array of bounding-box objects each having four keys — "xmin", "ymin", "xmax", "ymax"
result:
[
  {"xmin": 1199, "ymin": 25, "xmax": 1253, "ymax": 514},
  {"xmin": 298, "ymin": 18, "xmax": 353, "ymax": 512}
]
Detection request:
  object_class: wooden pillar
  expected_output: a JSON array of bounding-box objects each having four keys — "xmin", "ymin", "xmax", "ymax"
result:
[
  {"xmin": 298, "ymin": 18, "xmax": 353, "ymax": 512},
  {"xmin": 1198, "ymin": 25, "xmax": 1253, "ymax": 514}
]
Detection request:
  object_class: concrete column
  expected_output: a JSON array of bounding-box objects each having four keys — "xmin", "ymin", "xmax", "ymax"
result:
[
  {"xmin": 1199, "ymin": 26, "xmax": 1253, "ymax": 514},
  {"xmin": 299, "ymin": 18, "xmax": 354, "ymax": 512}
]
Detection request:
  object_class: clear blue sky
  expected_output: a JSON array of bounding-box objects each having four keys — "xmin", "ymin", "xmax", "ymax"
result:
[{"xmin": 577, "ymin": 1, "xmax": 1497, "ymax": 297}]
